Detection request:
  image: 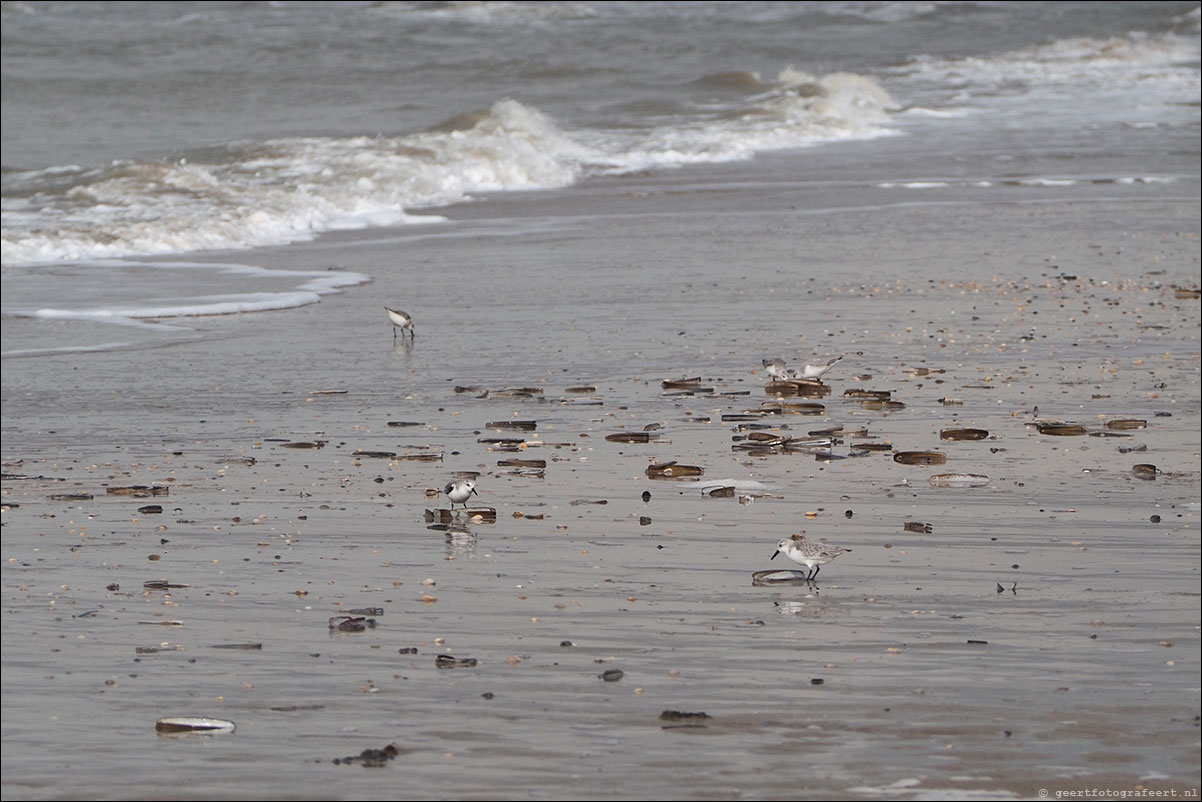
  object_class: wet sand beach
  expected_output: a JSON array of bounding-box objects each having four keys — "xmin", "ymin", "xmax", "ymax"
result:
[{"xmin": 3, "ymin": 140, "xmax": 1200, "ymax": 799}]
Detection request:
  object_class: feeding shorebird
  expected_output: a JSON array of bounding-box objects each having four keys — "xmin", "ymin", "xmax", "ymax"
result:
[
  {"xmin": 762, "ymin": 358, "xmax": 790, "ymax": 381},
  {"xmin": 771, "ymin": 534, "xmax": 851, "ymax": 581},
  {"xmin": 443, "ymin": 478, "xmax": 479, "ymax": 509},
  {"xmin": 385, "ymin": 307, "xmax": 415, "ymax": 342},
  {"xmin": 795, "ymin": 355, "xmax": 843, "ymax": 380}
]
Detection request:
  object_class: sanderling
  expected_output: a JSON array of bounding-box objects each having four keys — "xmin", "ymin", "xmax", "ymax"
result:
[
  {"xmin": 762, "ymin": 358, "xmax": 789, "ymax": 381},
  {"xmin": 770, "ymin": 534, "xmax": 851, "ymax": 581},
  {"xmin": 443, "ymin": 478, "xmax": 478, "ymax": 509},
  {"xmin": 385, "ymin": 307, "xmax": 415, "ymax": 342},
  {"xmin": 796, "ymin": 355, "xmax": 843, "ymax": 380}
]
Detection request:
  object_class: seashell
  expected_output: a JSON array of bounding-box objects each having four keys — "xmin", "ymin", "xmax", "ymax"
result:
[
  {"xmin": 486, "ymin": 420, "xmax": 537, "ymax": 430},
  {"xmin": 435, "ymin": 655, "xmax": 478, "ymax": 669},
  {"xmin": 106, "ymin": 485, "xmax": 169, "ymax": 497},
  {"xmin": 605, "ymin": 432, "xmax": 651, "ymax": 443},
  {"xmin": 1038, "ymin": 424, "xmax": 1088, "ymax": 436},
  {"xmin": 940, "ymin": 428, "xmax": 989, "ymax": 441},
  {"xmin": 751, "ymin": 569, "xmax": 811, "ymax": 586},
  {"xmin": 928, "ymin": 473, "xmax": 989, "ymax": 488},
  {"xmin": 766, "ymin": 380, "xmax": 830, "ymax": 398},
  {"xmin": 843, "ymin": 389, "xmax": 892, "ymax": 400},
  {"xmin": 1132, "ymin": 464, "xmax": 1158, "ymax": 480},
  {"xmin": 156, "ymin": 717, "xmax": 235, "ymax": 735},
  {"xmin": 893, "ymin": 451, "xmax": 946, "ymax": 466},
  {"xmin": 497, "ymin": 458, "xmax": 546, "ymax": 468},
  {"xmin": 493, "ymin": 387, "xmax": 543, "ymax": 397},
  {"xmin": 646, "ymin": 462, "xmax": 704, "ymax": 478},
  {"xmin": 765, "ymin": 401, "xmax": 825, "ymax": 415},
  {"xmin": 1105, "ymin": 419, "xmax": 1146, "ymax": 430}
]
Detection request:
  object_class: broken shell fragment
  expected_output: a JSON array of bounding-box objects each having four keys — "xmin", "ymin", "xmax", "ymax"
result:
[
  {"xmin": 1132, "ymin": 464, "xmax": 1158, "ymax": 480},
  {"xmin": 329, "ymin": 616, "xmax": 376, "ymax": 632},
  {"xmin": 486, "ymin": 420, "xmax": 537, "ymax": 430},
  {"xmin": 928, "ymin": 473, "xmax": 990, "ymax": 488},
  {"xmin": 107, "ymin": 485, "xmax": 169, "ymax": 497},
  {"xmin": 599, "ymin": 668, "xmax": 624, "ymax": 682},
  {"xmin": 904, "ymin": 521, "xmax": 934, "ymax": 533},
  {"xmin": 646, "ymin": 462, "xmax": 704, "ymax": 479},
  {"xmin": 436, "ymin": 655, "xmax": 478, "ymax": 669},
  {"xmin": 893, "ymin": 451, "xmax": 947, "ymax": 466},
  {"xmin": 940, "ymin": 428, "xmax": 989, "ymax": 441},
  {"xmin": 1106, "ymin": 419, "xmax": 1146, "ymax": 430},
  {"xmin": 660, "ymin": 710, "xmax": 709, "ymax": 727}
]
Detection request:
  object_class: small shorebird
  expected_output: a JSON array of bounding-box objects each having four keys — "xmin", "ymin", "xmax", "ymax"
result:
[
  {"xmin": 385, "ymin": 307, "xmax": 415, "ymax": 342},
  {"xmin": 771, "ymin": 534, "xmax": 851, "ymax": 581},
  {"xmin": 443, "ymin": 478, "xmax": 478, "ymax": 509},
  {"xmin": 762, "ymin": 358, "xmax": 790, "ymax": 381},
  {"xmin": 796, "ymin": 355, "xmax": 843, "ymax": 380}
]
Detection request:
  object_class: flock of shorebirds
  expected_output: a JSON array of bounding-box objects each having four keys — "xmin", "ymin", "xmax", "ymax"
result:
[{"xmin": 390, "ymin": 307, "xmax": 851, "ymax": 583}]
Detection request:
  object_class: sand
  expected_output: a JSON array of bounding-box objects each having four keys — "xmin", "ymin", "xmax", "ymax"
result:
[{"xmin": 2, "ymin": 149, "xmax": 1200, "ymax": 800}]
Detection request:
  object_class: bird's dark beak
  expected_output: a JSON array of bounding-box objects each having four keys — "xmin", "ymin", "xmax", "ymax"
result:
[
  {"xmin": 471, "ymin": 486, "xmax": 478, "ymax": 497},
  {"xmin": 770, "ymin": 550, "xmax": 780, "ymax": 560}
]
